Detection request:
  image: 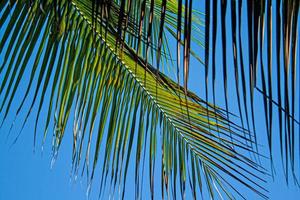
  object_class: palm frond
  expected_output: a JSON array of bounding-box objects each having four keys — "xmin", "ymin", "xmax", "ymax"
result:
[{"xmin": 0, "ymin": 0, "xmax": 268, "ymax": 199}]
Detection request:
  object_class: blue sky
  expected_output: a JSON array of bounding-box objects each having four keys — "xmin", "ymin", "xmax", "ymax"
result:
[{"xmin": 0, "ymin": 1, "xmax": 300, "ymax": 200}]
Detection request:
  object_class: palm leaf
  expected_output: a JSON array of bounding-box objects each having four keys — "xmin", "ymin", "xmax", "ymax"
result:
[{"xmin": 0, "ymin": 0, "xmax": 269, "ymax": 199}]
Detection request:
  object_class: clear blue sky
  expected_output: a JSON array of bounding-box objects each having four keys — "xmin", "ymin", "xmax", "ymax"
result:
[{"xmin": 0, "ymin": 1, "xmax": 299, "ymax": 200}]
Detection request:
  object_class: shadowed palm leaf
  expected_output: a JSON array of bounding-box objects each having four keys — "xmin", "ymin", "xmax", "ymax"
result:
[{"xmin": 202, "ymin": 0, "xmax": 299, "ymax": 186}]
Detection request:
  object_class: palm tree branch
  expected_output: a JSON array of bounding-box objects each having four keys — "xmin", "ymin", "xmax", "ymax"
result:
[{"xmin": 0, "ymin": 0, "xmax": 267, "ymax": 199}]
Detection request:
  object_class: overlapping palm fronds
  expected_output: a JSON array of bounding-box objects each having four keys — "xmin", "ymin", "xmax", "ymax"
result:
[
  {"xmin": 203, "ymin": 0, "xmax": 299, "ymax": 185},
  {"xmin": 0, "ymin": 0, "xmax": 271, "ymax": 199}
]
